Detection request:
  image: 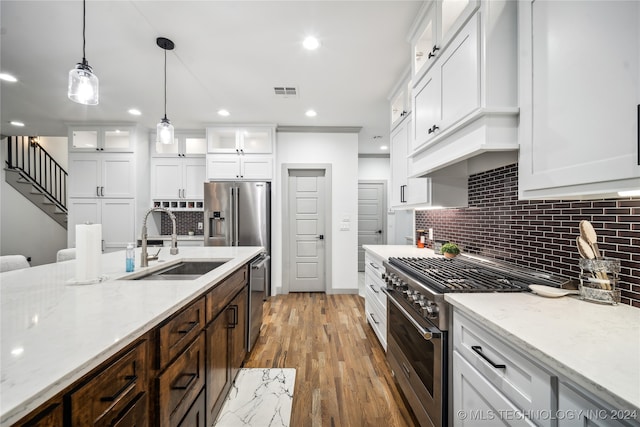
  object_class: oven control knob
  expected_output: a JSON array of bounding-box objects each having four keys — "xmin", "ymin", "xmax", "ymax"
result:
[{"xmin": 423, "ymin": 302, "xmax": 439, "ymax": 319}]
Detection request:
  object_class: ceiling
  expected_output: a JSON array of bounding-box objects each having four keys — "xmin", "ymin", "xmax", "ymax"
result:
[{"xmin": 0, "ymin": 1, "xmax": 423, "ymax": 154}]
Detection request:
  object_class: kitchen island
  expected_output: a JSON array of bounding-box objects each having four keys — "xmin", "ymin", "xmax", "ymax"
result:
[{"xmin": 0, "ymin": 245, "xmax": 262, "ymax": 426}]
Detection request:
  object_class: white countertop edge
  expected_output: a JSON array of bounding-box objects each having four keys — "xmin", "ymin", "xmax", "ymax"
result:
[
  {"xmin": 0, "ymin": 246, "xmax": 263, "ymax": 426},
  {"xmin": 446, "ymin": 295, "xmax": 640, "ymax": 412}
]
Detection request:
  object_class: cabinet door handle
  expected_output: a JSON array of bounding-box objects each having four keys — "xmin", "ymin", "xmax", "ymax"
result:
[
  {"xmin": 369, "ymin": 312, "xmax": 379, "ymax": 324},
  {"xmin": 369, "ymin": 284, "xmax": 379, "ymax": 294},
  {"xmin": 227, "ymin": 305, "xmax": 238, "ymax": 328},
  {"xmin": 100, "ymin": 375, "xmax": 137, "ymax": 402},
  {"xmin": 100, "ymin": 186, "xmax": 104, "ymax": 197},
  {"xmin": 171, "ymin": 373, "xmax": 197, "ymax": 391},
  {"xmin": 96, "ymin": 186, "xmax": 100, "ymax": 197},
  {"xmin": 428, "ymin": 45, "xmax": 440, "ymax": 59},
  {"xmin": 400, "ymin": 185, "xmax": 407, "ymax": 203},
  {"xmin": 401, "ymin": 362, "xmax": 411, "ymax": 378},
  {"xmin": 471, "ymin": 345, "xmax": 506, "ymax": 369},
  {"xmin": 177, "ymin": 321, "xmax": 198, "ymax": 335}
]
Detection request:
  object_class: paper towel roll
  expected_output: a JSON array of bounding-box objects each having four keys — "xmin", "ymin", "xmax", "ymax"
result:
[{"xmin": 75, "ymin": 223, "xmax": 102, "ymax": 282}]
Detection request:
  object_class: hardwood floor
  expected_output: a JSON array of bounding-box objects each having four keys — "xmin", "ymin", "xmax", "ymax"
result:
[{"xmin": 244, "ymin": 293, "xmax": 417, "ymax": 427}]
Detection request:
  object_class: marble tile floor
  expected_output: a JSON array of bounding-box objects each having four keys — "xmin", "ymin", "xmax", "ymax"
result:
[{"xmin": 214, "ymin": 368, "xmax": 296, "ymax": 427}]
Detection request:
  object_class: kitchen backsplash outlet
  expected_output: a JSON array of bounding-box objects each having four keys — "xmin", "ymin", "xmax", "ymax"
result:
[
  {"xmin": 161, "ymin": 212, "xmax": 205, "ymax": 236},
  {"xmin": 415, "ymin": 163, "xmax": 640, "ymax": 308}
]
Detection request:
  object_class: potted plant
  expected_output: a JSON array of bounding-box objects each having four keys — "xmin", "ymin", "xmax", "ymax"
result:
[{"xmin": 440, "ymin": 242, "xmax": 460, "ymax": 259}]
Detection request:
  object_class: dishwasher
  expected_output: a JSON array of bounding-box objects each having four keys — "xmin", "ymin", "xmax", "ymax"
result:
[{"xmin": 248, "ymin": 253, "xmax": 270, "ymax": 352}]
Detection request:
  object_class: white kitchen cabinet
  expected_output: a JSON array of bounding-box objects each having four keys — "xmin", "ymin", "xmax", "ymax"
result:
[
  {"xmin": 518, "ymin": 0, "xmax": 640, "ymax": 199},
  {"xmin": 557, "ymin": 382, "xmax": 638, "ymax": 427},
  {"xmin": 391, "ymin": 115, "xmax": 468, "ymax": 208},
  {"xmin": 68, "ymin": 153, "xmax": 135, "ymax": 198},
  {"xmin": 389, "ymin": 69, "xmax": 412, "ymax": 129},
  {"xmin": 409, "ymin": 0, "xmax": 519, "ymax": 177},
  {"xmin": 69, "ymin": 126, "xmax": 134, "ymax": 152},
  {"xmin": 412, "ymin": 12, "xmax": 479, "ymax": 151},
  {"xmin": 207, "ymin": 126, "xmax": 274, "ymax": 154},
  {"xmin": 363, "ymin": 251, "xmax": 387, "ymax": 350},
  {"xmin": 206, "ymin": 154, "xmax": 273, "ymax": 181},
  {"xmin": 150, "ymin": 157, "xmax": 205, "ymax": 200},
  {"xmin": 67, "ymin": 198, "xmax": 135, "ymax": 251},
  {"xmin": 410, "ymin": 0, "xmax": 479, "ymax": 82},
  {"xmin": 151, "ymin": 131, "xmax": 206, "ymax": 157},
  {"xmin": 206, "ymin": 125, "xmax": 275, "ymax": 181}
]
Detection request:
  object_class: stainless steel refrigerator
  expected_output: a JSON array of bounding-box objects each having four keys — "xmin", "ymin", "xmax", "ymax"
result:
[{"xmin": 203, "ymin": 181, "xmax": 271, "ymax": 351}]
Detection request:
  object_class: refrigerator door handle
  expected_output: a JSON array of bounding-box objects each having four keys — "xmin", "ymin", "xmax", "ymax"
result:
[{"xmin": 233, "ymin": 186, "xmax": 240, "ymax": 246}]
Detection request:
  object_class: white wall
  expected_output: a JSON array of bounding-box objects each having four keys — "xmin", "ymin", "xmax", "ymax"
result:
[
  {"xmin": 357, "ymin": 156, "xmax": 390, "ymax": 180},
  {"xmin": 1, "ymin": 137, "xmax": 68, "ymax": 265},
  {"xmin": 275, "ymin": 132, "xmax": 359, "ymax": 294}
]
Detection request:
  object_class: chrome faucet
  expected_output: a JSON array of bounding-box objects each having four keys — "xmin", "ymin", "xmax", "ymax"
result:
[{"xmin": 141, "ymin": 207, "xmax": 178, "ymax": 267}]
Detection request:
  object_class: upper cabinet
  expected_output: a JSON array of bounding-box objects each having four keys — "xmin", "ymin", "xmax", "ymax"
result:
[
  {"xmin": 151, "ymin": 131, "xmax": 207, "ymax": 157},
  {"xmin": 408, "ymin": 0, "xmax": 519, "ymax": 177},
  {"xmin": 69, "ymin": 126, "xmax": 135, "ymax": 152},
  {"xmin": 389, "ymin": 69, "xmax": 412, "ymax": 129},
  {"xmin": 410, "ymin": 0, "xmax": 479, "ymax": 81},
  {"xmin": 518, "ymin": 0, "xmax": 640, "ymax": 199},
  {"xmin": 207, "ymin": 127, "xmax": 273, "ymax": 154},
  {"xmin": 206, "ymin": 125, "xmax": 275, "ymax": 181}
]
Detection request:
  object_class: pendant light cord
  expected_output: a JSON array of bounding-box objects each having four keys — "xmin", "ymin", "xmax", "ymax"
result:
[
  {"xmin": 82, "ymin": 0, "xmax": 86, "ymax": 63},
  {"xmin": 164, "ymin": 48, "xmax": 168, "ymax": 119}
]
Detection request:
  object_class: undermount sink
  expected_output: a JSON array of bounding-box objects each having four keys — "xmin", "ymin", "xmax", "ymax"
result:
[{"xmin": 124, "ymin": 260, "xmax": 229, "ymax": 281}]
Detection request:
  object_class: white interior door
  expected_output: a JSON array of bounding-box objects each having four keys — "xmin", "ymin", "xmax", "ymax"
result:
[
  {"xmin": 288, "ymin": 169, "xmax": 326, "ymax": 292},
  {"xmin": 357, "ymin": 182, "xmax": 385, "ymax": 271}
]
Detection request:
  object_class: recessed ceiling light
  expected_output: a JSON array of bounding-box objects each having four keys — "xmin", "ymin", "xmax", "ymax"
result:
[
  {"xmin": 305, "ymin": 110, "xmax": 317, "ymax": 117},
  {"xmin": 218, "ymin": 109, "xmax": 230, "ymax": 117},
  {"xmin": 303, "ymin": 36, "xmax": 320, "ymax": 50},
  {"xmin": 128, "ymin": 108, "xmax": 141, "ymax": 116},
  {"xmin": 0, "ymin": 73, "xmax": 18, "ymax": 82},
  {"xmin": 10, "ymin": 121, "xmax": 25, "ymax": 127},
  {"xmin": 380, "ymin": 145, "xmax": 388, "ymax": 150},
  {"xmin": 618, "ymin": 190, "xmax": 640, "ymax": 197}
]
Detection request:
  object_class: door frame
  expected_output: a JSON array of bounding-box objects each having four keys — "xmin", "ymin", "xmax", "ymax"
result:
[
  {"xmin": 281, "ymin": 163, "xmax": 332, "ymax": 294},
  {"xmin": 357, "ymin": 180, "xmax": 387, "ymax": 271}
]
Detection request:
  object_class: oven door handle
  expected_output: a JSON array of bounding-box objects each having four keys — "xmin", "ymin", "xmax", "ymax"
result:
[{"xmin": 382, "ymin": 288, "xmax": 440, "ymax": 341}]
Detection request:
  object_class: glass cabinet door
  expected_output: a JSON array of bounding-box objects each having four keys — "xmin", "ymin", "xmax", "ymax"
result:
[
  {"xmin": 103, "ymin": 129, "xmax": 131, "ymax": 150},
  {"xmin": 71, "ymin": 130, "xmax": 99, "ymax": 150},
  {"xmin": 239, "ymin": 128, "xmax": 272, "ymax": 154},
  {"xmin": 184, "ymin": 137, "xmax": 207, "ymax": 156},
  {"xmin": 207, "ymin": 128, "xmax": 238, "ymax": 153}
]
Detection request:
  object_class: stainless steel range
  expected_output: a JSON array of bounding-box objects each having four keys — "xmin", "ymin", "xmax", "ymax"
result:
[{"xmin": 382, "ymin": 255, "xmax": 563, "ymax": 427}]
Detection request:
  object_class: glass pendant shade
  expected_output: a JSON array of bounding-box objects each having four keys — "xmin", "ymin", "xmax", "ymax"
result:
[
  {"xmin": 68, "ymin": 61, "xmax": 99, "ymax": 105},
  {"xmin": 157, "ymin": 117, "xmax": 175, "ymax": 145}
]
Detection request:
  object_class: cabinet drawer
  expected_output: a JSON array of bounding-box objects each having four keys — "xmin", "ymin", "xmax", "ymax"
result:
[
  {"xmin": 69, "ymin": 340, "xmax": 148, "ymax": 426},
  {"xmin": 158, "ymin": 332, "xmax": 206, "ymax": 427},
  {"xmin": 177, "ymin": 388, "xmax": 206, "ymax": 427},
  {"xmin": 364, "ymin": 294, "xmax": 387, "ymax": 350},
  {"xmin": 364, "ymin": 269, "xmax": 386, "ymax": 309},
  {"xmin": 453, "ymin": 310, "xmax": 555, "ymax": 425},
  {"xmin": 206, "ymin": 266, "xmax": 247, "ymax": 323},
  {"xmin": 453, "ymin": 350, "xmax": 536, "ymax": 427},
  {"xmin": 364, "ymin": 253, "xmax": 385, "ymax": 281},
  {"xmin": 159, "ymin": 298, "xmax": 205, "ymax": 369},
  {"xmin": 112, "ymin": 391, "xmax": 148, "ymax": 427}
]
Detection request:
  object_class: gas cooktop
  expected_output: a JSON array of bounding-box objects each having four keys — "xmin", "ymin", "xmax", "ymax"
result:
[{"xmin": 387, "ymin": 256, "xmax": 562, "ymax": 294}]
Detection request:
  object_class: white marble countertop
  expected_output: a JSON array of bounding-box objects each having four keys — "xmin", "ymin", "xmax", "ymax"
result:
[
  {"xmin": 0, "ymin": 246, "xmax": 262, "ymax": 426},
  {"xmin": 144, "ymin": 234, "xmax": 204, "ymax": 241},
  {"xmin": 446, "ymin": 293, "xmax": 640, "ymax": 411},
  {"xmin": 362, "ymin": 244, "xmax": 437, "ymax": 260}
]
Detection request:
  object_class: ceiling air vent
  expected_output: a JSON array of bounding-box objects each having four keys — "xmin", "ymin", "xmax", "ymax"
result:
[{"xmin": 274, "ymin": 86, "xmax": 298, "ymax": 98}]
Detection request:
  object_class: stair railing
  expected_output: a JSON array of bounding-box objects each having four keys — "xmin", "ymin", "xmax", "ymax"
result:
[{"xmin": 5, "ymin": 136, "xmax": 68, "ymax": 212}]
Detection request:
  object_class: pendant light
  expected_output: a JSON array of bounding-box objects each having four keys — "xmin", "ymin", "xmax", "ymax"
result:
[
  {"xmin": 68, "ymin": 0, "xmax": 99, "ymax": 105},
  {"xmin": 156, "ymin": 37, "xmax": 175, "ymax": 145}
]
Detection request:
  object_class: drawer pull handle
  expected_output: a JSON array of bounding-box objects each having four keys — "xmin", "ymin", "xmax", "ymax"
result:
[
  {"xmin": 401, "ymin": 362, "xmax": 411, "ymax": 378},
  {"xmin": 177, "ymin": 321, "xmax": 198, "ymax": 335},
  {"xmin": 227, "ymin": 305, "xmax": 238, "ymax": 328},
  {"xmin": 369, "ymin": 284, "xmax": 379, "ymax": 294},
  {"xmin": 171, "ymin": 373, "xmax": 197, "ymax": 390},
  {"xmin": 369, "ymin": 312, "xmax": 379, "ymax": 324},
  {"xmin": 471, "ymin": 345, "xmax": 506, "ymax": 369},
  {"xmin": 100, "ymin": 375, "xmax": 137, "ymax": 402},
  {"xmin": 369, "ymin": 262, "xmax": 380, "ymax": 270}
]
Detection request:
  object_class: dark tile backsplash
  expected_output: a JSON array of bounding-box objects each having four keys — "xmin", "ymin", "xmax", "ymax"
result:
[
  {"xmin": 161, "ymin": 211, "xmax": 205, "ymax": 236},
  {"xmin": 415, "ymin": 163, "xmax": 640, "ymax": 308}
]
